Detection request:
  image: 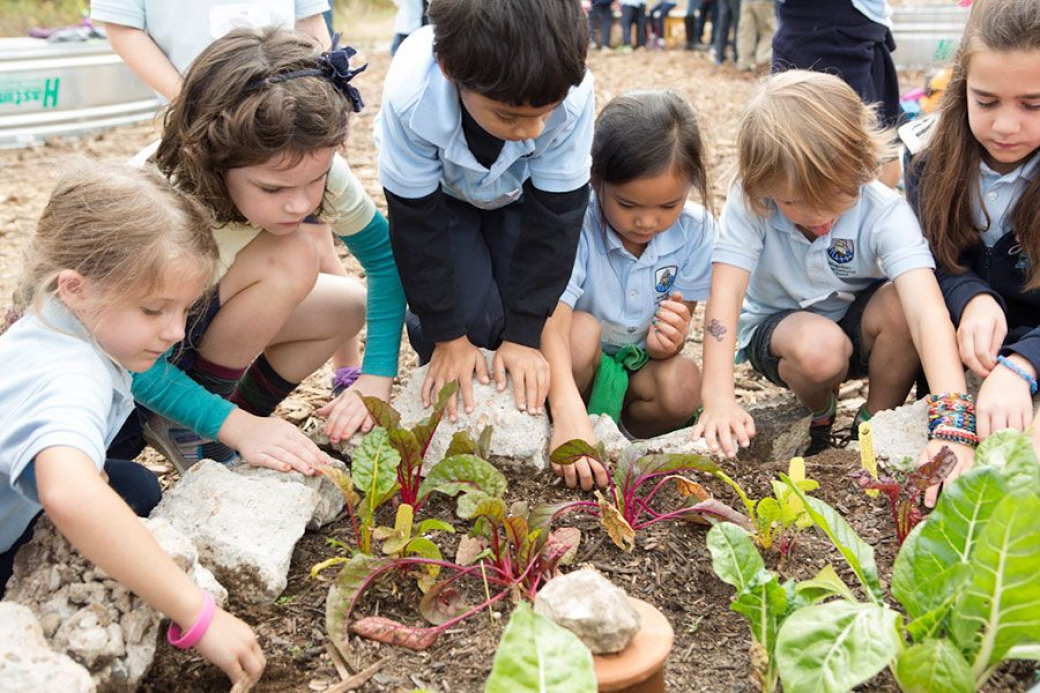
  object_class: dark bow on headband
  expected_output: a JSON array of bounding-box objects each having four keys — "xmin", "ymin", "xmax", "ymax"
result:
[{"xmin": 250, "ymin": 34, "xmax": 367, "ymax": 112}]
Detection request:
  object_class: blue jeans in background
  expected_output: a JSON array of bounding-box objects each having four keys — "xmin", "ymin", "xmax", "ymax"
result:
[
  {"xmin": 713, "ymin": 0, "xmax": 740, "ymax": 63},
  {"xmin": 588, "ymin": 5, "xmax": 614, "ymax": 47},
  {"xmin": 621, "ymin": 4, "xmax": 648, "ymax": 47}
]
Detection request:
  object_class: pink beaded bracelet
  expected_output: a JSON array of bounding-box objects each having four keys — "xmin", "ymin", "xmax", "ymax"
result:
[{"xmin": 167, "ymin": 592, "xmax": 216, "ymax": 650}]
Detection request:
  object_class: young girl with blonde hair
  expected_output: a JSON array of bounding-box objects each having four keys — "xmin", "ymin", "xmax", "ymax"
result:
[
  {"xmin": 116, "ymin": 28, "xmax": 405, "ymax": 471},
  {"xmin": 0, "ymin": 164, "xmax": 264, "ymax": 687},
  {"xmin": 695, "ymin": 70, "xmax": 974, "ymax": 496},
  {"xmin": 909, "ymin": 0, "xmax": 1040, "ymax": 441}
]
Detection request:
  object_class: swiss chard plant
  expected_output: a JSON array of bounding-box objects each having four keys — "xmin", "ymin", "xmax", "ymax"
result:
[
  {"xmin": 484, "ymin": 602, "xmax": 596, "ymax": 693},
  {"xmin": 771, "ymin": 434, "xmax": 1040, "ymax": 693},
  {"xmin": 323, "ymin": 479, "xmax": 582, "ymax": 653},
  {"xmin": 850, "ymin": 446, "xmax": 957, "ymax": 544},
  {"xmin": 707, "ymin": 522, "xmax": 808, "ymax": 693},
  {"xmin": 549, "ymin": 441, "xmax": 816, "ymax": 554}
]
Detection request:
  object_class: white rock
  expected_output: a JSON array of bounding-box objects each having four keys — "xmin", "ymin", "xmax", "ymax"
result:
[
  {"xmin": 869, "ymin": 398, "xmax": 929, "ymax": 468},
  {"xmin": 395, "ymin": 349, "xmax": 551, "ymax": 472},
  {"xmin": 234, "ymin": 456, "xmax": 347, "ymax": 529},
  {"xmin": 0, "ymin": 602, "xmax": 95, "ymax": 693},
  {"xmin": 4, "ymin": 515, "xmax": 226, "ymax": 691},
  {"xmin": 534, "ymin": 569, "xmax": 641, "ymax": 654},
  {"xmin": 152, "ymin": 460, "xmax": 318, "ymax": 602}
]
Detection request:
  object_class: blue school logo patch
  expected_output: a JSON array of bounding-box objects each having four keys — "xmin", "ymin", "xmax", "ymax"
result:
[
  {"xmin": 655, "ymin": 265, "xmax": 678, "ymax": 294},
  {"xmin": 827, "ymin": 238, "xmax": 855, "ymax": 265}
]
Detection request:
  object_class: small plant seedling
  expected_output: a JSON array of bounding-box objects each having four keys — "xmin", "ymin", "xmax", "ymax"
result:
[{"xmin": 850, "ymin": 445, "xmax": 956, "ymax": 544}]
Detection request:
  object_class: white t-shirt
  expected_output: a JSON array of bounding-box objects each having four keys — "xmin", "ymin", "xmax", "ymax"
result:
[{"xmin": 91, "ymin": 0, "xmax": 330, "ymax": 75}]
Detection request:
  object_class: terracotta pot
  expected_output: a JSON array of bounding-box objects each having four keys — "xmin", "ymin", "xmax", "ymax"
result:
[{"xmin": 593, "ymin": 597, "xmax": 674, "ymax": 693}]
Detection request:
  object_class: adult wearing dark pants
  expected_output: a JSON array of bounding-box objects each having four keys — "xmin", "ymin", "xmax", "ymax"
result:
[
  {"xmin": 648, "ymin": 2, "xmax": 676, "ymax": 47},
  {"xmin": 685, "ymin": 0, "xmax": 715, "ymax": 50},
  {"xmin": 712, "ymin": 0, "xmax": 740, "ymax": 64},
  {"xmin": 772, "ymin": 0, "xmax": 903, "ymax": 186},
  {"xmin": 0, "ymin": 459, "xmax": 161, "ymax": 596},
  {"xmin": 589, "ymin": 0, "xmax": 614, "ymax": 49},
  {"xmin": 620, "ymin": 0, "xmax": 648, "ymax": 49}
]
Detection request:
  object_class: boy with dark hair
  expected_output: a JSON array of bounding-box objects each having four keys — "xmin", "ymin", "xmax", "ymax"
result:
[{"xmin": 376, "ymin": 0, "xmax": 594, "ymax": 420}]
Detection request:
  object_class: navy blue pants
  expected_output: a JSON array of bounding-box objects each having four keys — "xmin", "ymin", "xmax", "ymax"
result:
[
  {"xmin": 621, "ymin": 4, "xmax": 648, "ymax": 47},
  {"xmin": 588, "ymin": 5, "xmax": 614, "ymax": 47},
  {"xmin": 713, "ymin": 0, "xmax": 740, "ymax": 62},
  {"xmin": 0, "ymin": 459, "xmax": 161, "ymax": 597},
  {"xmin": 405, "ymin": 194, "xmax": 523, "ymax": 365}
]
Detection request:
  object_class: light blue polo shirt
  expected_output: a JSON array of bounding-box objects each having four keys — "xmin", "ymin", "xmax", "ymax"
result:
[
  {"xmin": 0, "ymin": 300, "xmax": 134, "ymax": 553},
  {"xmin": 714, "ymin": 180, "xmax": 935, "ymax": 362},
  {"xmin": 560, "ymin": 193, "xmax": 716, "ymax": 354},
  {"xmin": 975, "ymin": 152, "xmax": 1039, "ymax": 248},
  {"xmin": 375, "ymin": 26, "xmax": 595, "ymax": 209}
]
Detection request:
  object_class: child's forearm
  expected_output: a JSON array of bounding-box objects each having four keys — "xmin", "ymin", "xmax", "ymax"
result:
[
  {"xmin": 701, "ymin": 264, "xmax": 749, "ymax": 403},
  {"xmin": 103, "ymin": 24, "xmax": 182, "ymax": 101},
  {"xmin": 36, "ymin": 448, "xmax": 205, "ymax": 628},
  {"xmin": 897, "ymin": 269, "xmax": 968, "ymax": 394},
  {"xmin": 541, "ymin": 309, "xmax": 588, "ymax": 423}
]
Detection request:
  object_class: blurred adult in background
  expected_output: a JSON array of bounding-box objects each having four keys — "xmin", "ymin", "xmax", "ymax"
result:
[
  {"xmin": 391, "ymin": 0, "xmax": 425, "ymax": 55},
  {"xmin": 736, "ymin": 0, "xmax": 773, "ymax": 71},
  {"xmin": 685, "ymin": 0, "xmax": 715, "ymax": 51},
  {"xmin": 772, "ymin": 0, "xmax": 903, "ymax": 186},
  {"xmin": 589, "ymin": 0, "xmax": 615, "ymax": 49},
  {"xmin": 712, "ymin": 0, "xmax": 740, "ymax": 65}
]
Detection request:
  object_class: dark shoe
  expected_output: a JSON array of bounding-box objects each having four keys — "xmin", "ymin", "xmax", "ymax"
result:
[{"xmin": 805, "ymin": 418, "xmax": 835, "ymax": 457}]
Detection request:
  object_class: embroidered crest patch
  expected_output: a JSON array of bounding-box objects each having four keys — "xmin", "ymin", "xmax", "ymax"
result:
[
  {"xmin": 827, "ymin": 238, "xmax": 855, "ymax": 265},
  {"xmin": 654, "ymin": 265, "xmax": 678, "ymax": 293}
]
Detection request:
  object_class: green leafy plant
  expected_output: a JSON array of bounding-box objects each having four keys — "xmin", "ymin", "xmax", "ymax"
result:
[
  {"xmin": 770, "ymin": 435, "xmax": 1040, "ymax": 693},
  {"xmin": 707, "ymin": 522, "xmax": 806, "ymax": 693},
  {"xmin": 549, "ymin": 442, "xmax": 816, "ymax": 554},
  {"xmin": 324, "ymin": 477, "xmax": 582, "ymax": 653},
  {"xmin": 371, "ymin": 503, "xmax": 454, "ymax": 592},
  {"xmin": 484, "ymin": 603, "xmax": 596, "ymax": 693}
]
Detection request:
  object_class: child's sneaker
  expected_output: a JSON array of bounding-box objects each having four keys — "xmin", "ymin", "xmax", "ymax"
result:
[
  {"xmin": 143, "ymin": 414, "xmax": 240, "ymax": 473},
  {"xmin": 806, "ymin": 417, "xmax": 837, "ymax": 457},
  {"xmin": 143, "ymin": 414, "xmax": 205, "ymax": 474}
]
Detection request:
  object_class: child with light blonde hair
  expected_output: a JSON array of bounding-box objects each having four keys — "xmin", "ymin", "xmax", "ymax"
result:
[
  {"xmin": 694, "ymin": 70, "xmax": 975, "ymax": 496},
  {"xmin": 1, "ymin": 163, "xmax": 264, "ymax": 687}
]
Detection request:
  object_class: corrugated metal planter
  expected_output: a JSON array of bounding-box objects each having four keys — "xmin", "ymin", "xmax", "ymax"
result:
[{"xmin": 0, "ymin": 37, "xmax": 160, "ymax": 149}]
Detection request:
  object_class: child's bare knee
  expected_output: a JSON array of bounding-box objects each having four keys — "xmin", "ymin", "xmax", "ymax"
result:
[
  {"xmin": 654, "ymin": 358, "xmax": 702, "ymax": 417},
  {"xmin": 267, "ymin": 232, "xmax": 320, "ymax": 297},
  {"xmin": 787, "ymin": 329, "xmax": 850, "ymax": 382}
]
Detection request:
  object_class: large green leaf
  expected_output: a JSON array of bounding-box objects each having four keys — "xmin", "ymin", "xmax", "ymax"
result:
[
  {"xmin": 892, "ymin": 467, "xmax": 1006, "ymax": 620},
  {"xmin": 708, "ymin": 523, "xmax": 765, "ymax": 592},
  {"xmin": 783, "ymin": 476, "xmax": 883, "ymax": 603},
  {"xmin": 359, "ymin": 395, "xmax": 401, "ymax": 431},
  {"xmin": 550, "ymin": 439, "xmax": 603, "ymax": 467},
  {"xmin": 975, "ymin": 429, "xmax": 1040, "ymax": 489},
  {"xmin": 352, "ymin": 427, "xmax": 402, "ymax": 508},
  {"xmin": 776, "ymin": 601, "xmax": 902, "ymax": 693},
  {"xmin": 484, "ymin": 603, "xmax": 596, "ymax": 693},
  {"xmin": 418, "ymin": 454, "xmax": 507, "ymax": 503},
  {"xmin": 893, "ymin": 639, "xmax": 973, "ymax": 693},
  {"xmin": 388, "ymin": 427, "xmax": 424, "ymax": 475},
  {"xmin": 951, "ymin": 491, "xmax": 1040, "ymax": 679},
  {"xmin": 411, "ymin": 380, "xmax": 458, "ymax": 455}
]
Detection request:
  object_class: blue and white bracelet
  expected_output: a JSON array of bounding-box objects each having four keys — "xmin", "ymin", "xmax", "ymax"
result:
[{"xmin": 997, "ymin": 355, "xmax": 1039, "ymax": 395}]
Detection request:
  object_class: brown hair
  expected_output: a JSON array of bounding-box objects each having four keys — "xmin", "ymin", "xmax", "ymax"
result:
[
  {"xmin": 155, "ymin": 27, "xmax": 353, "ymax": 225},
  {"xmin": 591, "ymin": 89, "xmax": 713, "ymax": 217},
  {"xmin": 14, "ymin": 161, "xmax": 217, "ymax": 319},
  {"xmin": 737, "ymin": 70, "xmax": 893, "ymax": 217},
  {"xmin": 917, "ymin": 0, "xmax": 1040, "ymax": 289}
]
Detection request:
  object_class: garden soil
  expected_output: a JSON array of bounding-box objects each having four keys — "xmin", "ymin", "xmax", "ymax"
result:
[{"xmin": 0, "ymin": 50, "xmax": 1033, "ymax": 692}]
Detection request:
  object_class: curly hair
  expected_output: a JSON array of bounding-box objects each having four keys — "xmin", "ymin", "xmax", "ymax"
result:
[{"xmin": 155, "ymin": 27, "xmax": 355, "ymax": 225}]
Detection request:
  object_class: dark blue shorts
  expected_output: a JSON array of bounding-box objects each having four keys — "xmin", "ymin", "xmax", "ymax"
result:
[{"xmin": 746, "ymin": 280, "xmax": 886, "ymax": 388}]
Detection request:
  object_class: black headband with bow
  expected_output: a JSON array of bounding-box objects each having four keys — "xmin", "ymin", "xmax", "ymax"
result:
[{"xmin": 248, "ymin": 34, "xmax": 367, "ymax": 112}]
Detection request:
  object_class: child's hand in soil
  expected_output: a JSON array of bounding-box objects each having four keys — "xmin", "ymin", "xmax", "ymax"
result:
[
  {"xmin": 318, "ymin": 374, "xmax": 393, "ymax": 443},
  {"xmin": 922, "ymin": 439, "xmax": 974, "ymax": 508},
  {"xmin": 195, "ymin": 607, "xmax": 265, "ymax": 688},
  {"xmin": 425, "ymin": 336, "xmax": 490, "ymax": 421},
  {"xmin": 646, "ymin": 291, "xmax": 691, "ymax": 359},
  {"xmin": 221, "ymin": 409, "xmax": 328, "ymax": 476},
  {"xmin": 975, "ymin": 355, "xmax": 1036, "ymax": 439},
  {"xmin": 493, "ymin": 341, "xmax": 550, "ymax": 415},
  {"xmin": 692, "ymin": 398, "xmax": 756, "ymax": 459},
  {"xmin": 550, "ymin": 416, "xmax": 609, "ymax": 491},
  {"xmin": 957, "ymin": 294, "xmax": 1007, "ymax": 377}
]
